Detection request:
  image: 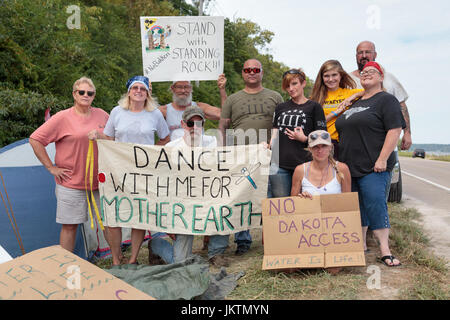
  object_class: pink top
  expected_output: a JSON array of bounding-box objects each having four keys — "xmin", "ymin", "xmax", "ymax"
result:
[{"xmin": 30, "ymin": 107, "xmax": 109, "ymax": 190}]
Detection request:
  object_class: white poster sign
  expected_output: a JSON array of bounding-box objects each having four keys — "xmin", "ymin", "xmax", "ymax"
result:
[{"xmin": 140, "ymin": 16, "xmax": 224, "ymax": 82}]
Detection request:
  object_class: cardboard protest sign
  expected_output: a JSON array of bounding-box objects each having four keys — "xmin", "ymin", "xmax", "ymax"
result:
[
  {"xmin": 261, "ymin": 193, "xmax": 366, "ymax": 270},
  {"xmin": 0, "ymin": 246, "xmax": 153, "ymax": 300},
  {"xmin": 140, "ymin": 16, "xmax": 224, "ymax": 81},
  {"xmin": 97, "ymin": 140, "xmax": 270, "ymax": 235}
]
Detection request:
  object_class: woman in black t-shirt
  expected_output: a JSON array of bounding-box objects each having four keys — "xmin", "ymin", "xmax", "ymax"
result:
[
  {"xmin": 335, "ymin": 62, "xmax": 404, "ymax": 267},
  {"xmin": 268, "ymin": 69, "xmax": 326, "ymax": 198}
]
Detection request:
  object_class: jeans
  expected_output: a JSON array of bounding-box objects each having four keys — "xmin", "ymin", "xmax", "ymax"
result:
[
  {"xmin": 352, "ymin": 171, "xmax": 391, "ymax": 230},
  {"xmin": 208, "ymin": 234, "xmax": 230, "ymax": 258},
  {"xmin": 150, "ymin": 234, "xmax": 194, "ymax": 264},
  {"xmin": 267, "ymin": 164, "xmax": 293, "ymax": 198}
]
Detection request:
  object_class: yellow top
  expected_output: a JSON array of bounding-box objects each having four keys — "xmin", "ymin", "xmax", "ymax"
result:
[{"xmin": 323, "ymin": 88, "xmax": 363, "ymax": 140}]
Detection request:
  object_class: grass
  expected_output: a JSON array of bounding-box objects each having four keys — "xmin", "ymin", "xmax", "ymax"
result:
[{"xmin": 94, "ymin": 203, "xmax": 449, "ymax": 300}]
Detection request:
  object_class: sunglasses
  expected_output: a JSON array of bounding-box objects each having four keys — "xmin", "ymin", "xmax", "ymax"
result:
[
  {"xmin": 186, "ymin": 120, "xmax": 204, "ymax": 128},
  {"xmin": 283, "ymin": 69, "xmax": 302, "ymax": 78},
  {"xmin": 242, "ymin": 68, "xmax": 261, "ymax": 74},
  {"xmin": 76, "ymin": 90, "xmax": 95, "ymax": 97},
  {"xmin": 309, "ymin": 132, "xmax": 330, "ymax": 141}
]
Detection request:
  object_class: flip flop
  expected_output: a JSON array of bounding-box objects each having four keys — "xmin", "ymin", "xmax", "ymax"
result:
[{"xmin": 380, "ymin": 255, "xmax": 401, "ymax": 267}]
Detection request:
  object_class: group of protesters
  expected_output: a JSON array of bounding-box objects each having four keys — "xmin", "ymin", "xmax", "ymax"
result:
[{"xmin": 30, "ymin": 40, "xmax": 410, "ymax": 270}]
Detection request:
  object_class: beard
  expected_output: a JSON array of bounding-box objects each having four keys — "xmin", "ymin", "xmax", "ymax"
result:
[
  {"xmin": 173, "ymin": 92, "xmax": 192, "ymax": 106},
  {"xmin": 358, "ymin": 58, "xmax": 371, "ymax": 71}
]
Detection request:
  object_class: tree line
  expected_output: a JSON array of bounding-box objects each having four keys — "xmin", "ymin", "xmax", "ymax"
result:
[{"xmin": 0, "ymin": 0, "xmax": 312, "ymax": 147}]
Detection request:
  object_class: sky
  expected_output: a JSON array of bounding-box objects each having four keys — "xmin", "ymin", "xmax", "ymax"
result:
[{"xmin": 190, "ymin": 0, "xmax": 450, "ymax": 144}]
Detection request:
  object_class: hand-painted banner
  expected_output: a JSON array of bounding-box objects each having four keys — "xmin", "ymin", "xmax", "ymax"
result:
[
  {"xmin": 140, "ymin": 16, "xmax": 224, "ymax": 82},
  {"xmin": 97, "ymin": 140, "xmax": 270, "ymax": 235}
]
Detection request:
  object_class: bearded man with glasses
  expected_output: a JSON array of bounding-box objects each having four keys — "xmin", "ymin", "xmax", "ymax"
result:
[
  {"xmin": 159, "ymin": 75, "xmax": 227, "ymax": 141},
  {"xmin": 219, "ymin": 58, "xmax": 283, "ymax": 256}
]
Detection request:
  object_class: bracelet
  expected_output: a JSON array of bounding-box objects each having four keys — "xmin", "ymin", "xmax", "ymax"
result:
[{"xmin": 331, "ymin": 111, "xmax": 338, "ymax": 117}]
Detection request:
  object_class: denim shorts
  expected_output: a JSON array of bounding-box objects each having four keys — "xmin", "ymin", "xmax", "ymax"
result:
[{"xmin": 351, "ymin": 172, "xmax": 391, "ymax": 230}]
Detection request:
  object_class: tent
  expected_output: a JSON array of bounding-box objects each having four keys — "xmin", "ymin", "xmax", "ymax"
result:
[{"xmin": 0, "ymin": 138, "xmax": 135, "ymax": 261}]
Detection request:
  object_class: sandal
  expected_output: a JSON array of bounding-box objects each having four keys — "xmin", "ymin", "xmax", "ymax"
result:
[{"xmin": 380, "ymin": 255, "xmax": 401, "ymax": 267}]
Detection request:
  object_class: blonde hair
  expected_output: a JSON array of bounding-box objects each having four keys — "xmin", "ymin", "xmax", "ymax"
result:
[
  {"xmin": 118, "ymin": 90, "xmax": 159, "ymax": 112},
  {"xmin": 310, "ymin": 60, "xmax": 356, "ymax": 106},
  {"xmin": 73, "ymin": 76, "xmax": 95, "ymax": 92},
  {"xmin": 308, "ymin": 145, "xmax": 345, "ymax": 181}
]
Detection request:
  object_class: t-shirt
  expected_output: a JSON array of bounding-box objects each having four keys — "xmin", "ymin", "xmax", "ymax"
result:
[
  {"xmin": 350, "ymin": 72, "xmax": 408, "ymax": 103},
  {"xmin": 221, "ymin": 88, "xmax": 283, "ymax": 145},
  {"xmin": 271, "ymin": 99, "xmax": 326, "ymax": 170},
  {"xmin": 30, "ymin": 107, "xmax": 109, "ymax": 190},
  {"xmin": 335, "ymin": 91, "xmax": 405, "ymax": 178},
  {"xmin": 163, "ymin": 102, "xmax": 198, "ymax": 141},
  {"xmin": 104, "ymin": 106, "xmax": 169, "ymax": 145},
  {"xmin": 166, "ymin": 135, "xmax": 217, "ymax": 148},
  {"xmin": 323, "ymin": 88, "xmax": 363, "ymax": 141}
]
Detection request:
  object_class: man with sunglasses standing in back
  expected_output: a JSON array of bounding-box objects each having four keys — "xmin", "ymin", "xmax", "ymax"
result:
[{"xmin": 219, "ymin": 59, "xmax": 283, "ymax": 256}]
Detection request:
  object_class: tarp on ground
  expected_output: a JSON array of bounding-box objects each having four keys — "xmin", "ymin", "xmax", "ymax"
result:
[{"xmin": 107, "ymin": 255, "xmax": 245, "ymax": 300}]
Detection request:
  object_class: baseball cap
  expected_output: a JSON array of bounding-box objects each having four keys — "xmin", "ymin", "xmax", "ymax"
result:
[
  {"xmin": 308, "ymin": 130, "xmax": 332, "ymax": 148},
  {"xmin": 182, "ymin": 105, "xmax": 205, "ymax": 122}
]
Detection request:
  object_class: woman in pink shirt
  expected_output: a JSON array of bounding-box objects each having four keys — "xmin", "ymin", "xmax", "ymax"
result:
[{"xmin": 29, "ymin": 77, "xmax": 109, "ymax": 253}]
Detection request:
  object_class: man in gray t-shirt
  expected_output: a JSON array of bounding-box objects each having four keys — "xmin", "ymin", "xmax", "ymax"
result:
[
  {"xmin": 350, "ymin": 41, "xmax": 412, "ymax": 150},
  {"xmin": 219, "ymin": 59, "xmax": 283, "ymax": 255}
]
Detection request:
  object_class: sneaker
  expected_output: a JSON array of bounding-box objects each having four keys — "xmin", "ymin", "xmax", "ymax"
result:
[{"xmin": 209, "ymin": 254, "xmax": 230, "ymax": 267}]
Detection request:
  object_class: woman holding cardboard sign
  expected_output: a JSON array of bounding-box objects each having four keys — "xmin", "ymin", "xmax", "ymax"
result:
[
  {"xmin": 290, "ymin": 130, "xmax": 351, "ymax": 274},
  {"xmin": 335, "ymin": 62, "xmax": 404, "ymax": 267},
  {"xmin": 88, "ymin": 75, "xmax": 170, "ymax": 266},
  {"xmin": 290, "ymin": 130, "xmax": 351, "ymax": 199}
]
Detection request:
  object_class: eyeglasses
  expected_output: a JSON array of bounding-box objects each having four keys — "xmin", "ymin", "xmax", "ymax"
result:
[
  {"xmin": 242, "ymin": 68, "xmax": 261, "ymax": 74},
  {"xmin": 130, "ymin": 86, "xmax": 148, "ymax": 92},
  {"xmin": 186, "ymin": 120, "xmax": 204, "ymax": 128},
  {"xmin": 76, "ymin": 90, "xmax": 95, "ymax": 97},
  {"xmin": 173, "ymin": 85, "xmax": 192, "ymax": 90},
  {"xmin": 357, "ymin": 50, "xmax": 375, "ymax": 56},
  {"xmin": 360, "ymin": 69, "xmax": 380, "ymax": 77},
  {"xmin": 309, "ymin": 132, "xmax": 330, "ymax": 141}
]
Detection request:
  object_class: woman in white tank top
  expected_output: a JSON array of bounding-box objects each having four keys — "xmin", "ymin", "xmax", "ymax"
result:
[{"xmin": 291, "ymin": 130, "xmax": 351, "ymax": 199}]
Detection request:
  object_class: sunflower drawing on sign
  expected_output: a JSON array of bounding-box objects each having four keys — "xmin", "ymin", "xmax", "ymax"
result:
[{"xmin": 231, "ymin": 161, "xmax": 261, "ymax": 190}]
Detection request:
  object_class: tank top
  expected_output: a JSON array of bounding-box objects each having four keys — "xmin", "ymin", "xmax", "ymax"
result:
[
  {"xmin": 301, "ymin": 162, "xmax": 342, "ymax": 195},
  {"xmin": 165, "ymin": 102, "xmax": 198, "ymax": 141}
]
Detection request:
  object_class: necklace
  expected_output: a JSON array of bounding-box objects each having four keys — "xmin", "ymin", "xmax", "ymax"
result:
[{"xmin": 317, "ymin": 161, "xmax": 330, "ymax": 191}]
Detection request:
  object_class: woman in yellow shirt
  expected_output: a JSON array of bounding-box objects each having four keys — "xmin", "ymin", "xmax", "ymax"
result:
[{"xmin": 310, "ymin": 60, "xmax": 363, "ymax": 159}]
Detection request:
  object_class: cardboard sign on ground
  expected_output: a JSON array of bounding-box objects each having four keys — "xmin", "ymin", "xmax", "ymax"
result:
[
  {"xmin": 262, "ymin": 193, "xmax": 366, "ymax": 270},
  {"xmin": 0, "ymin": 246, "xmax": 154, "ymax": 300}
]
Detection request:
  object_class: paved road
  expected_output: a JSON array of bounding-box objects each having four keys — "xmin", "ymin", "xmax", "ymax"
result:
[{"xmin": 398, "ymin": 156, "xmax": 450, "ymax": 263}]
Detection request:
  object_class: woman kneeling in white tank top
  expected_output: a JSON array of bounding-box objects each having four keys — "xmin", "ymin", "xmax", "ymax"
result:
[
  {"xmin": 290, "ymin": 130, "xmax": 352, "ymax": 274},
  {"xmin": 291, "ymin": 130, "xmax": 351, "ymax": 199}
]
